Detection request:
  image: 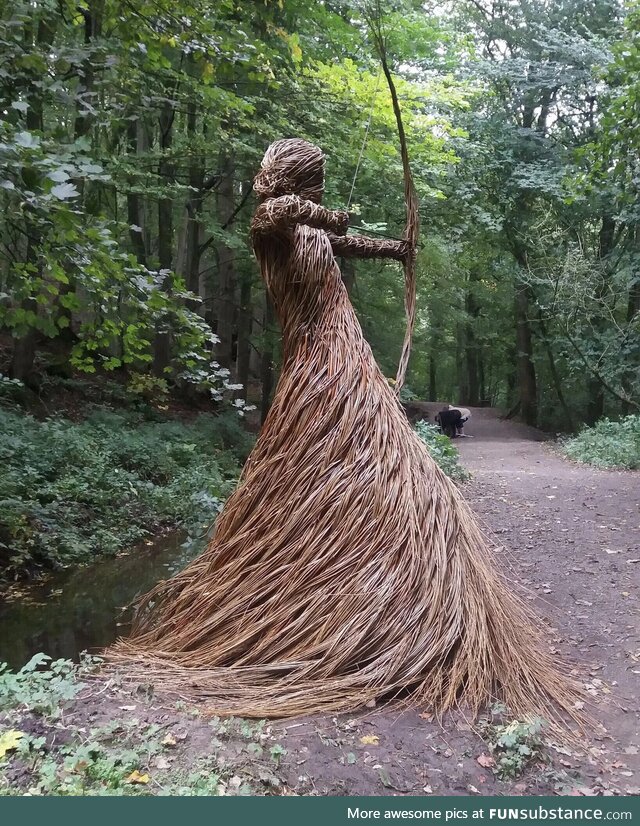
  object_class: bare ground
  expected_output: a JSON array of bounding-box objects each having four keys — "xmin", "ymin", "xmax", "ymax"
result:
[{"xmin": 5, "ymin": 407, "xmax": 639, "ymax": 796}]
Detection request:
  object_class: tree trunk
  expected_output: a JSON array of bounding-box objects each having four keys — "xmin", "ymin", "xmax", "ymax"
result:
[
  {"xmin": 456, "ymin": 321, "xmax": 469, "ymax": 405},
  {"xmin": 236, "ymin": 271, "xmax": 253, "ymax": 397},
  {"xmin": 10, "ymin": 14, "xmax": 57, "ymax": 382},
  {"xmin": 537, "ymin": 311, "xmax": 574, "ymax": 431},
  {"xmin": 73, "ymin": 0, "xmax": 103, "ymax": 141},
  {"xmin": 514, "ymin": 280, "xmax": 538, "ymax": 426},
  {"xmin": 585, "ymin": 213, "xmax": 616, "ymax": 424},
  {"xmin": 464, "ymin": 278, "xmax": 481, "ymax": 406},
  {"xmin": 340, "ymin": 257, "xmax": 355, "ymax": 295},
  {"xmin": 127, "ymin": 121, "xmax": 147, "ymax": 265},
  {"xmin": 428, "ymin": 354, "xmax": 437, "ymax": 402},
  {"xmin": 177, "ymin": 72, "xmax": 204, "ymax": 301},
  {"xmin": 260, "ymin": 295, "xmax": 275, "ymax": 424},
  {"xmin": 152, "ymin": 98, "xmax": 175, "ymax": 377},
  {"xmin": 214, "ymin": 153, "xmax": 236, "ymax": 372}
]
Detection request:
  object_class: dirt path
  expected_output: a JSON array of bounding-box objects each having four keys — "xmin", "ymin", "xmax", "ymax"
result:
[
  {"xmin": 13, "ymin": 408, "xmax": 639, "ymax": 797},
  {"xmin": 456, "ymin": 407, "xmax": 640, "ymax": 793}
]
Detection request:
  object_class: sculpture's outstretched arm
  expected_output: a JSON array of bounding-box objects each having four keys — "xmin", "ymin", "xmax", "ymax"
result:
[
  {"xmin": 252, "ymin": 195, "xmax": 349, "ymax": 236},
  {"xmin": 328, "ymin": 232, "xmax": 410, "ymax": 262}
]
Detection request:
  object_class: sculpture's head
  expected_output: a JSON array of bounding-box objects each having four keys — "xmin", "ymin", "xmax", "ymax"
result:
[{"xmin": 253, "ymin": 138, "xmax": 325, "ymax": 203}]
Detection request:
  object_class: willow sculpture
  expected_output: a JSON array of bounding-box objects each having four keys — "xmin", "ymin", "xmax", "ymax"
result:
[{"xmin": 109, "ymin": 138, "xmax": 579, "ymax": 725}]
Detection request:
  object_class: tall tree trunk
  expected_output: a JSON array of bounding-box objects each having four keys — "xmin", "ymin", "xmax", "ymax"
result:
[
  {"xmin": 428, "ymin": 354, "xmax": 437, "ymax": 402},
  {"xmin": 236, "ymin": 271, "xmax": 253, "ymax": 397},
  {"xmin": 177, "ymin": 71, "xmax": 204, "ymax": 301},
  {"xmin": 456, "ymin": 321, "xmax": 469, "ymax": 404},
  {"xmin": 537, "ymin": 311, "xmax": 574, "ymax": 431},
  {"xmin": 127, "ymin": 121, "xmax": 147, "ymax": 265},
  {"xmin": 10, "ymin": 14, "xmax": 57, "ymax": 382},
  {"xmin": 463, "ymin": 275, "xmax": 481, "ymax": 406},
  {"xmin": 214, "ymin": 153, "xmax": 236, "ymax": 371},
  {"xmin": 585, "ymin": 213, "xmax": 615, "ymax": 424},
  {"xmin": 153, "ymin": 99, "xmax": 175, "ymax": 377},
  {"xmin": 260, "ymin": 295, "xmax": 275, "ymax": 424},
  {"xmin": 73, "ymin": 0, "xmax": 103, "ymax": 141},
  {"xmin": 514, "ymin": 280, "xmax": 538, "ymax": 426},
  {"xmin": 340, "ymin": 257, "xmax": 355, "ymax": 295}
]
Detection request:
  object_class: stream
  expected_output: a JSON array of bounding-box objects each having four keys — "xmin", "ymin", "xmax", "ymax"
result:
[{"xmin": 0, "ymin": 532, "xmax": 196, "ymax": 671}]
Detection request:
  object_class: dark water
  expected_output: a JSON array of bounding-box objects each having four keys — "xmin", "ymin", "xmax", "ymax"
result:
[{"xmin": 0, "ymin": 532, "xmax": 196, "ymax": 671}]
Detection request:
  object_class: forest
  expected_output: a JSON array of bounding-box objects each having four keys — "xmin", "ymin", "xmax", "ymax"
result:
[
  {"xmin": 1, "ymin": 0, "xmax": 640, "ymax": 801},
  {"xmin": 1, "ymin": 0, "xmax": 638, "ymax": 430}
]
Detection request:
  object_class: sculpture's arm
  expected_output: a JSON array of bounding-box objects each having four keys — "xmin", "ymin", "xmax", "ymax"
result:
[
  {"xmin": 327, "ymin": 232, "xmax": 410, "ymax": 262},
  {"xmin": 252, "ymin": 195, "xmax": 349, "ymax": 236}
]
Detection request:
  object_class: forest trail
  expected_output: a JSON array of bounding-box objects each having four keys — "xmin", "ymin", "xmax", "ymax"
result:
[
  {"xmin": 37, "ymin": 407, "xmax": 640, "ymax": 797},
  {"xmin": 456, "ymin": 407, "xmax": 640, "ymax": 787}
]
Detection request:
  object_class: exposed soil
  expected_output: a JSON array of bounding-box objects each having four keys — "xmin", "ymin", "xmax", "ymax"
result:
[{"xmin": 6, "ymin": 406, "xmax": 639, "ymax": 796}]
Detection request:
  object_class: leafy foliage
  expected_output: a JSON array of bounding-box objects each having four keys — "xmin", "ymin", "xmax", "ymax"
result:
[
  {"xmin": 0, "ymin": 407, "xmax": 248, "ymax": 577},
  {"xmin": 414, "ymin": 421, "xmax": 469, "ymax": 481},
  {"xmin": 0, "ymin": 655, "xmax": 286, "ymax": 796},
  {"xmin": 560, "ymin": 415, "xmax": 640, "ymax": 469},
  {"xmin": 485, "ymin": 714, "xmax": 546, "ymax": 781},
  {"xmin": 0, "ymin": 653, "xmax": 82, "ymax": 717}
]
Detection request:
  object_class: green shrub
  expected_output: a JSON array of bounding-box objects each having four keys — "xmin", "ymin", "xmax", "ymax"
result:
[
  {"xmin": 0, "ymin": 407, "xmax": 250, "ymax": 578},
  {"xmin": 560, "ymin": 414, "xmax": 640, "ymax": 470},
  {"xmin": 414, "ymin": 421, "xmax": 469, "ymax": 481}
]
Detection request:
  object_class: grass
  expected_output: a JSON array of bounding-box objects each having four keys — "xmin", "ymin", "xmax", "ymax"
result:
[
  {"xmin": 560, "ymin": 414, "xmax": 640, "ymax": 470},
  {"xmin": 414, "ymin": 420, "xmax": 469, "ymax": 481},
  {"xmin": 0, "ymin": 406, "xmax": 252, "ymax": 579},
  {"xmin": 0, "ymin": 656, "xmax": 287, "ymax": 796}
]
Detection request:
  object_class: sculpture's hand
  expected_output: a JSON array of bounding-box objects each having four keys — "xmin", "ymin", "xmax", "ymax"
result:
[{"xmin": 331, "ymin": 210, "xmax": 350, "ymax": 236}]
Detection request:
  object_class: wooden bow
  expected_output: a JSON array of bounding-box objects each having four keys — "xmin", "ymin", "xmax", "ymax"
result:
[{"xmin": 364, "ymin": 2, "xmax": 420, "ymax": 394}]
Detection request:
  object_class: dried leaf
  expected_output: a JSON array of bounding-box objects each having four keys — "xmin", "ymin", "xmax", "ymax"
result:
[
  {"xmin": 476, "ymin": 753, "xmax": 495, "ymax": 768},
  {"xmin": 162, "ymin": 733, "xmax": 177, "ymax": 747},
  {"xmin": 360, "ymin": 734, "xmax": 379, "ymax": 745},
  {"xmin": 0, "ymin": 730, "xmax": 25, "ymax": 757},
  {"xmin": 126, "ymin": 770, "xmax": 150, "ymax": 784}
]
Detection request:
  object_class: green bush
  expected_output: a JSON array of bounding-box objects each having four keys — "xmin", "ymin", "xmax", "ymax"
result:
[
  {"xmin": 414, "ymin": 420, "xmax": 469, "ymax": 481},
  {"xmin": 560, "ymin": 414, "xmax": 640, "ymax": 470},
  {"xmin": 0, "ymin": 408, "xmax": 250, "ymax": 578}
]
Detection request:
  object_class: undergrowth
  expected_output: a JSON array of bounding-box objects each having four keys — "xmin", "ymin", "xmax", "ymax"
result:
[
  {"xmin": 414, "ymin": 421, "xmax": 469, "ymax": 481},
  {"xmin": 560, "ymin": 414, "xmax": 640, "ymax": 470},
  {"xmin": 0, "ymin": 407, "xmax": 251, "ymax": 578},
  {"xmin": 0, "ymin": 655, "xmax": 285, "ymax": 796},
  {"xmin": 481, "ymin": 703, "xmax": 546, "ymax": 781}
]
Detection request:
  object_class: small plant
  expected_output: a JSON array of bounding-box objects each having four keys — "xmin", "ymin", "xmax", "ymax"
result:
[
  {"xmin": 126, "ymin": 373, "xmax": 170, "ymax": 405},
  {"xmin": 560, "ymin": 414, "xmax": 640, "ymax": 470},
  {"xmin": 414, "ymin": 421, "xmax": 469, "ymax": 481},
  {"xmin": 484, "ymin": 714, "xmax": 546, "ymax": 780},
  {"xmin": 0, "ymin": 654, "xmax": 82, "ymax": 717}
]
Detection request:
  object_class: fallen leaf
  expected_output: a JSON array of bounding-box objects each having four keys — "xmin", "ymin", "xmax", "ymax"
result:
[
  {"xmin": 0, "ymin": 730, "xmax": 25, "ymax": 757},
  {"xmin": 419, "ymin": 712, "xmax": 434, "ymax": 721},
  {"xmin": 476, "ymin": 753, "xmax": 495, "ymax": 768},
  {"xmin": 423, "ymin": 785, "xmax": 433, "ymax": 794},
  {"xmin": 119, "ymin": 705, "xmax": 136, "ymax": 711},
  {"xmin": 468, "ymin": 785, "xmax": 481, "ymax": 794},
  {"xmin": 162, "ymin": 733, "xmax": 177, "ymax": 747},
  {"xmin": 126, "ymin": 770, "xmax": 150, "ymax": 785},
  {"xmin": 360, "ymin": 735, "xmax": 379, "ymax": 746},
  {"xmin": 624, "ymin": 747, "xmax": 638, "ymax": 755},
  {"xmin": 154, "ymin": 756, "xmax": 171, "ymax": 770}
]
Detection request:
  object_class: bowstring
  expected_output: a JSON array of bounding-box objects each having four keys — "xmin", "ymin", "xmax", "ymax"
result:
[{"xmin": 346, "ymin": 69, "xmax": 382, "ymax": 212}]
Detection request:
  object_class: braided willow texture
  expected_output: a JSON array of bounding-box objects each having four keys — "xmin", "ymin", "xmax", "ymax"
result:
[{"xmin": 109, "ymin": 139, "xmax": 579, "ymax": 726}]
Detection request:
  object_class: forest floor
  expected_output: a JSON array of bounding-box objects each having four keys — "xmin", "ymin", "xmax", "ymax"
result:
[{"xmin": 3, "ymin": 407, "xmax": 639, "ymax": 796}]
